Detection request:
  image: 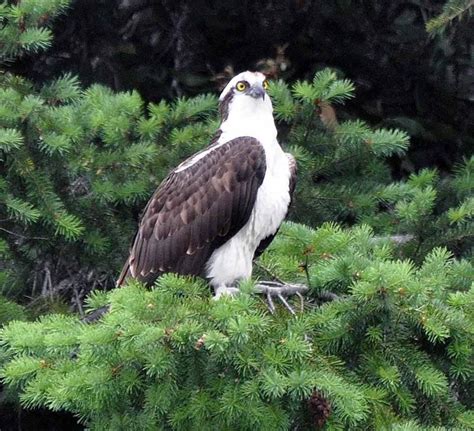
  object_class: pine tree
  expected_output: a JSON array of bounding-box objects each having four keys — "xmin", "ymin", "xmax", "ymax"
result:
[
  {"xmin": 0, "ymin": 0, "xmax": 70, "ymax": 60},
  {"xmin": 1, "ymin": 0, "xmax": 471, "ymax": 306},
  {"xmin": 1, "ymin": 0, "xmax": 220, "ymax": 302},
  {"xmin": 0, "ymin": 71, "xmax": 219, "ymax": 302},
  {"xmin": 1, "ymin": 1, "xmax": 473, "ymax": 429},
  {"xmin": 1, "ymin": 224, "xmax": 473, "ymax": 429},
  {"xmin": 269, "ymin": 73, "xmax": 472, "ymax": 261}
]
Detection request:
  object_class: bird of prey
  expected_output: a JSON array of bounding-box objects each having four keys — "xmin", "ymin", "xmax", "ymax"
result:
[{"xmin": 117, "ymin": 71, "xmax": 297, "ymax": 300}]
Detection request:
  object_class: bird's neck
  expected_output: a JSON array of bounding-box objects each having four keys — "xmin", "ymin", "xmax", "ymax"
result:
[{"xmin": 219, "ymin": 104, "xmax": 278, "ymax": 147}]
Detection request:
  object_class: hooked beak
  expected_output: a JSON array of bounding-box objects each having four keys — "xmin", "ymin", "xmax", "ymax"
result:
[{"xmin": 247, "ymin": 84, "xmax": 266, "ymax": 100}]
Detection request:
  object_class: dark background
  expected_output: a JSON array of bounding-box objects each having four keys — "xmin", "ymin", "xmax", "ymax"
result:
[{"xmin": 10, "ymin": 0, "xmax": 474, "ymax": 176}]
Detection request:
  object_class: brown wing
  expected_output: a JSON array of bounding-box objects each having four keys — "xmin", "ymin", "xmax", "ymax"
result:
[
  {"xmin": 117, "ymin": 136, "xmax": 266, "ymax": 286},
  {"xmin": 253, "ymin": 152, "xmax": 297, "ymax": 259}
]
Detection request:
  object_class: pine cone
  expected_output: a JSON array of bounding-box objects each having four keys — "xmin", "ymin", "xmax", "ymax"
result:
[{"xmin": 307, "ymin": 391, "xmax": 331, "ymax": 429}]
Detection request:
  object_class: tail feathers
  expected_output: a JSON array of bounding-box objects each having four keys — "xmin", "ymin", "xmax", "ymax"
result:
[
  {"xmin": 116, "ymin": 261, "xmax": 160, "ymax": 287},
  {"xmin": 81, "ymin": 305, "xmax": 110, "ymax": 323},
  {"xmin": 116, "ymin": 261, "xmax": 132, "ymax": 287}
]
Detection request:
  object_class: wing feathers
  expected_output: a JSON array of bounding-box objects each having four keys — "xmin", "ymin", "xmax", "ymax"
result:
[{"xmin": 117, "ymin": 136, "xmax": 266, "ymax": 285}]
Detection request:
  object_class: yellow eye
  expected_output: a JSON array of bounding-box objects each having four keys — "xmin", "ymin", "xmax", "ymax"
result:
[
  {"xmin": 262, "ymin": 80, "xmax": 269, "ymax": 90},
  {"xmin": 236, "ymin": 81, "xmax": 247, "ymax": 91}
]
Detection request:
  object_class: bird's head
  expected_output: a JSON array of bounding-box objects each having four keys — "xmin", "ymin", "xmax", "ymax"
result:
[{"xmin": 218, "ymin": 71, "xmax": 272, "ymax": 122}]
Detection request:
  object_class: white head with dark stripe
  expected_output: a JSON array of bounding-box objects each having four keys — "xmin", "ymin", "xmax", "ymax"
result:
[{"xmin": 218, "ymin": 71, "xmax": 272, "ymax": 122}]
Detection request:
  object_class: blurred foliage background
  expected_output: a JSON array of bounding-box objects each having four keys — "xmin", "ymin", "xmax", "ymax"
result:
[{"xmin": 7, "ymin": 0, "xmax": 473, "ymax": 172}]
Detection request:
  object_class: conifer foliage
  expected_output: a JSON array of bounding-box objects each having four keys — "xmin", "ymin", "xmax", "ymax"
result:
[
  {"xmin": 1, "ymin": 0, "xmax": 219, "ymax": 300},
  {"xmin": 270, "ymin": 74, "xmax": 472, "ymax": 260},
  {"xmin": 425, "ymin": 0, "xmax": 474, "ymax": 34},
  {"xmin": 0, "ymin": 0, "xmax": 70, "ymax": 59},
  {"xmin": 1, "ymin": 223, "xmax": 473, "ymax": 429},
  {"xmin": 0, "ymin": 1, "xmax": 473, "ymax": 429}
]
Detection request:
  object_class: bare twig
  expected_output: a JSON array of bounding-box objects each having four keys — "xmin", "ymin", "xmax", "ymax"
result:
[
  {"xmin": 73, "ymin": 286, "xmax": 84, "ymax": 317},
  {"xmin": 41, "ymin": 265, "xmax": 53, "ymax": 298},
  {"xmin": 31, "ymin": 271, "xmax": 37, "ymax": 297},
  {"xmin": 254, "ymin": 261, "xmax": 284, "ymax": 283},
  {"xmin": 0, "ymin": 227, "xmax": 48, "ymax": 241},
  {"xmin": 303, "ymin": 254, "xmax": 312, "ymax": 289}
]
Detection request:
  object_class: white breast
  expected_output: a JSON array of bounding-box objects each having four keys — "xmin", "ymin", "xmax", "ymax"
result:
[{"xmin": 205, "ymin": 140, "xmax": 291, "ymax": 287}]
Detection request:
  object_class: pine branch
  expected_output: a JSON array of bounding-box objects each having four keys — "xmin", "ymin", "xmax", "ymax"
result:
[
  {"xmin": 426, "ymin": 0, "xmax": 474, "ymax": 34},
  {"xmin": 0, "ymin": 227, "xmax": 48, "ymax": 241}
]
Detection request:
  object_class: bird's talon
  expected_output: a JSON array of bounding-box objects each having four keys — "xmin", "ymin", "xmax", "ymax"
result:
[
  {"xmin": 277, "ymin": 293, "xmax": 296, "ymax": 315},
  {"xmin": 296, "ymin": 291, "xmax": 305, "ymax": 313},
  {"xmin": 254, "ymin": 281, "xmax": 308, "ymax": 315},
  {"xmin": 213, "ymin": 286, "xmax": 240, "ymax": 300},
  {"xmin": 266, "ymin": 291, "xmax": 276, "ymax": 314}
]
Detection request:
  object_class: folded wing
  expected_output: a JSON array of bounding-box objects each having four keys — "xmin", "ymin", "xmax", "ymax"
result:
[{"xmin": 117, "ymin": 136, "xmax": 266, "ymax": 286}]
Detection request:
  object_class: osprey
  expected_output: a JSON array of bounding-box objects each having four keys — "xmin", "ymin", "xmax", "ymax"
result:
[{"xmin": 117, "ymin": 71, "xmax": 297, "ymax": 298}]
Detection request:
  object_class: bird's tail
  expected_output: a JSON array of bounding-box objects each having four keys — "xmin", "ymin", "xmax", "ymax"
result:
[{"xmin": 116, "ymin": 261, "xmax": 132, "ymax": 287}]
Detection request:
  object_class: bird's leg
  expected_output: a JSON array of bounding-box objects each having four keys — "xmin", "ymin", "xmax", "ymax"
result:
[
  {"xmin": 254, "ymin": 281, "xmax": 308, "ymax": 314},
  {"xmin": 213, "ymin": 284, "xmax": 240, "ymax": 299},
  {"xmin": 213, "ymin": 281, "xmax": 308, "ymax": 314}
]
